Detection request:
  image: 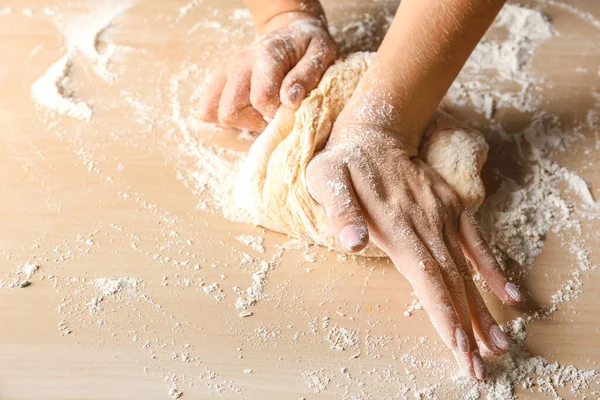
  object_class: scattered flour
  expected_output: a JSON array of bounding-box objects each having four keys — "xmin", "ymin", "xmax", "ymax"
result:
[
  {"xmin": 21, "ymin": 262, "xmax": 40, "ymax": 278},
  {"xmin": 403, "ymin": 298, "xmax": 423, "ymax": 317},
  {"xmin": 301, "ymin": 369, "xmax": 330, "ymax": 393},
  {"xmin": 235, "ymin": 259, "xmax": 272, "ymax": 311},
  {"xmin": 30, "ymin": 1, "xmax": 134, "ymax": 119},
  {"xmin": 178, "ymin": 0, "xmax": 202, "ymax": 18},
  {"xmin": 31, "ymin": 54, "xmax": 93, "ymax": 120},
  {"xmin": 235, "ymin": 234, "xmax": 265, "ymax": 253},
  {"xmin": 168, "ymin": 386, "xmax": 183, "ymax": 399},
  {"xmin": 445, "ymin": 4, "xmax": 555, "ymax": 116},
  {"xmin": 454, "ymin": 317, "xmax": 600, "ymax": 399},
  {"xmin": 92, "ymin": 277, "xmax": 143, "ymax": 296},
  {"xmin": 325, "ymin": 325, "xmax": 360, "ymax": 351}
]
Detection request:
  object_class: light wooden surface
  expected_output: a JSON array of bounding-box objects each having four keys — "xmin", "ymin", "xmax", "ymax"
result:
[{"xmin": 1, "ymin": 1, "xmax": 600, "ymax": 399}]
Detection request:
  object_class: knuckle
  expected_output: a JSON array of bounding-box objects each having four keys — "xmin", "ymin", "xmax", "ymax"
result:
[
  {"xmin": 306, "ymin": 162, "xmax": 325, "ymax": 199},
  {"xmin": 250, "ymin": 87, "xmax": 276, "ymax": 111},
  {"xmin": 417, "ymin": 259, "xmax": 439, "ymax": 279},
  {"xmin": 253, "ymin": 37, "xmax": 285, "ymax": 61},
  {"xmin": 430, "ymin": 197, "xmax": 453, "ymax": 227},
  {"xmin": 218, "ymin": 107, "xmax": 239, "ymax": 126},
  {"xmin": 447, "ymin": 267, "xmax": 465, "ymax": 286},
  {"xmin": 318, "ymin": 38, "xmax": 338, "ymax": 58},
  {"xmin": 306, "ymin": 157, "xmax": 345, "ymax": 204},
  {"xmin": 254, "ymin": 35, "xmax": 275, "ymax": 50},
  {"xmin": 197, "ymin": 104, "xmax": 216, "ymax": 122},
  {"xmin": 441, "ymin": 186, "xmax": 463, "ymax": 209},
  {"xmin": 430, "ymin": 212, "xmax": 446, "ymax": 231}
]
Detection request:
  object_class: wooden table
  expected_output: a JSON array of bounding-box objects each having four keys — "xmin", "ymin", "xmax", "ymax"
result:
[{"xmin": 1, "ymin": 0, "xmax": 600, "ymax": 399}]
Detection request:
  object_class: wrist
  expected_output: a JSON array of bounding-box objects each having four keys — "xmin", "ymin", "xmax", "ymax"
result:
[
  {"xmin": 257, "ymin": 10, "xmax": 326, "ymax": 35},
  {"xmin": 335, "ymin": 101, "xmax": 423, "ymax": 157},
  {"xmin": 329, "ymin": 119, "xmax": 421, "ymax": 158},
  {"xmin": 335, "ymin": 58, "xmax": 434, "ymax": 153},
  {"xmin": 244, "ymin": 0, "xmax": 327, "ymax": 35}
]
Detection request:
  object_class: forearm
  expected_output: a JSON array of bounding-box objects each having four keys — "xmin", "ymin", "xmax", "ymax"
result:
[
  {"xmin": 342, "ymin": 0, "xmax": 506, "ymax": 152},
  {"xmin": 242, "ymin": 0, "xmax": 326, "ymax": 33}
]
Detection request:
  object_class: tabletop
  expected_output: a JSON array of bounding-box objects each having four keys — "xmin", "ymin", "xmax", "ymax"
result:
[{"xmin": 1, "ymin": 0, "xmax": 600, "ymax": 399}]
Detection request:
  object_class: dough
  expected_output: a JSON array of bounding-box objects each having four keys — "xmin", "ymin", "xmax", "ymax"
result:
[{"xmin": 236, "ymin": 52, "xmax": 488, "ymax": 255}]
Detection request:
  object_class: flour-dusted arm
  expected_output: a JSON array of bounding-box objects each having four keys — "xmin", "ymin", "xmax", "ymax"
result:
[{"xmin": 306, "ymin": 0, "xmax": 522, "ymax": 380}]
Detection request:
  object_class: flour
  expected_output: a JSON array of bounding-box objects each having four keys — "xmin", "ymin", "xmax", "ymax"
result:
[
  {"xmin": 301, "ymin": 369, "xmax": 330, "ymax": 393},
  {"xmin": 561, "ymin": 169, "xmax": 596, "ymax": 205},
  {"xmin": 445, "ymin": 5, "xmax": 554, "ymax": 116},
  {"xmin": 235, "ymin": 234, "xmax": 265, "ymax": 253},
  {"xmin": 0, "ymin": 262, "xmax": 40, "ymax": 288},
  {"xmin": 21, "ymin": 262, "xmax": 39, "ymax": 278},
  {"xmin": 31, "ymin": 54, "xmax": 93, "ymax": 121},
  {"xmin": 235, "ymin": 259, "xmax": 271, "ymax": 311},
  {"xmin": 168, "ymin": 66, "xmax": 250, "ymax": 223},
  {"xmin": 92, "ymin": 277, "xmax": 143, "ymax": 296},
  {"xmin": 56, "ymin": 1, "xmax": 133, "ymax": 81},
  {"xmin": 476, "ymin": 110, "xmax": 593, "ymax": 270},
  {"xmin": 463, "ymin": 317, "xmax": 599, "ymax": 399},
  {"xmin": 178, "ymin": 0, "xmax": 202, "ymax": 18},
  {"xmin": 536, "ymin": 0, "xmax": 600, "ymax": 31},
  {"xmin": 325, "ymin": 325, "xmax": 360, "ymax": 351},
  {"xmin": 30, "ymin": 2, "xmax": 133, "ymax": 120},
  {"xmin": 168, "ymin": 386, "xmax": 183, "ymax": 399},
  {"xmin": 403, "ymin": 298, "xmax": 423, "ymax": 317}
]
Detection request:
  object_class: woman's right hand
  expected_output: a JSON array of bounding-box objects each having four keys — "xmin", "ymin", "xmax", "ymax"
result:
[{"xmin": 197, "ymin": 11, "xmax": 337, "ymax": 132}]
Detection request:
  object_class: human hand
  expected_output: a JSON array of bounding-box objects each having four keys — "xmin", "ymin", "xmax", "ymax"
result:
[
  {"xmin": 197, "ymin": 11, "xmax": 337, "ymax": 132},
  {"xmin": 306, "ymin": 118, "xmax": 523, "ymax": 380}
]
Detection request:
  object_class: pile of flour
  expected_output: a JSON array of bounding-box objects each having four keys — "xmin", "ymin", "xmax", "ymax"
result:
[{"xmin": 31, "ymin": 1, "xmax": 134, "ymax": 120}]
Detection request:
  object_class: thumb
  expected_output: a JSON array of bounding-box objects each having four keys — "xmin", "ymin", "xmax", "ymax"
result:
[{"xmin": 306, "ymin": 158, "xmax": 369, "ymax": 252}]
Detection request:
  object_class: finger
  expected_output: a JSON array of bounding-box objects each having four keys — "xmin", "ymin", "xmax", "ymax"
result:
[
  {"xmin": 378, "ymin": 230, "xmax": 475, "ymax": 375},
  {"xmin": 218, "ymin": 59, "xmax": 268, "ymax": 132},
  {"xmin": 415, "ymin": 228, "xmax": 486, "ymax": 380},
  {"xmin": 197, "ymin": 67, "xmax": 227, "ymax": 123},
  {"xmin": 464, "ymin": 269, "xmax": 512, "ymax": 354},
  {"xmin": 250, "ymin": 50, "xmax": 287, "ymax": 119},
  {"xmin": 280, "ymin": 38, "xmax": 337, "ymax": 109},
  {"xmin": 306, "ymin": 158, "xmax": 369, "ymax": 252},
  {"xmin": 459, "ymin": 210, "xmax": 524, "ymax": 305},
  {"xmin": 444, "ymin": 229, "xmax": 512, "ymax": 355}
]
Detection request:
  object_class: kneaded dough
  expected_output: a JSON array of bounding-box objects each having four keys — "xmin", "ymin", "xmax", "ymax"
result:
[{"xmin": 236, "ymin": 52, "xmax": 488, "ymax": 255}]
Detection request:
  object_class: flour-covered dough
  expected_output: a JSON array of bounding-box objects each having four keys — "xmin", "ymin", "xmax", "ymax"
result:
[{"xmin": 236, "ymin": 52, "xmax": 488, "ymax": 255}]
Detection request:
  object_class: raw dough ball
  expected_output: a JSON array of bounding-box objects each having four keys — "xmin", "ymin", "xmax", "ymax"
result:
[{"xmin": 236, "ymin": 52, "xmax": 488, "ymax": 255}]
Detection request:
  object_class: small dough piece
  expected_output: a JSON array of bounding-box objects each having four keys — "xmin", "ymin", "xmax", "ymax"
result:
[
  {"xmin": 420, "ymin": 118, "xmax": 489, "ymax": 213},
  {"xmin": 236, "ymin": 52, "xmax": 488, "ymax": 255}
]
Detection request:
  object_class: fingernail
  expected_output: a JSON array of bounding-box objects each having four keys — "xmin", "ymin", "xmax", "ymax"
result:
[
  {"xmin": 339, "ymin": 225, "xmax": 367, "ymax": 252},
  {"xmin": 472, "ymin": 351, "xmax": 487, "ymax": 380},
  {"xmin": 505, "ymin": 282, "xmax": 523, "ymax": 302},
  {"xmin": 490, "ymin": 325, "xmax": 511, "ymax": 350},
  {"xmin": 455, "ymin": 327, "xmax": 469, "ymax": 352},
  {"xmin": 287, "ymin": 83, "xmax": 305, "ymax": 107}
]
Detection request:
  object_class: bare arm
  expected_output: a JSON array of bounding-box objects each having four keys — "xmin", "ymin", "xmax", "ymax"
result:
[
  {"xmin": 242, "ymin": 0, "xmax": 326, "ymax": 33},
  {"xmin": 340, "ymin": 0, "xmax": 506, "ymax": 152}
]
